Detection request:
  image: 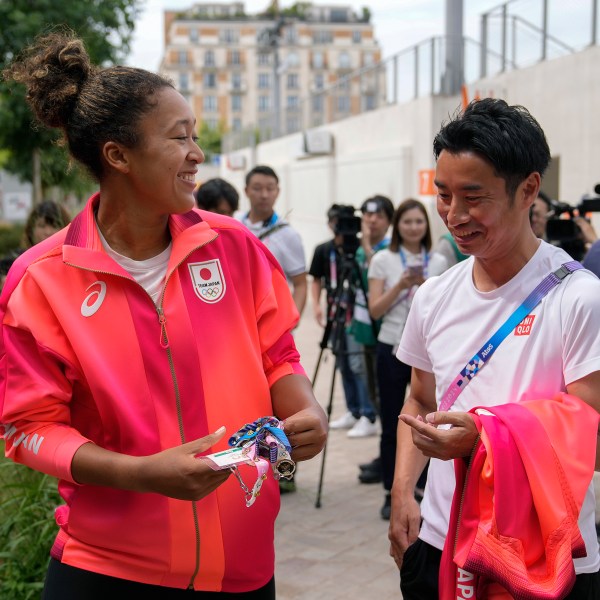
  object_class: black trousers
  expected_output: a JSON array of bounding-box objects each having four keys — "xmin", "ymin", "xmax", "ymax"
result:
[
  {"xmin": 43, "ymin": 558, "xmax": 276, "ymax": 600},
  {"xmin": 376, "ymin": 342, "xmax": 411, "ymax": 492},
  {"xmin": 400, "ymin": 538, "xmax": 600, "ymax": 600}
]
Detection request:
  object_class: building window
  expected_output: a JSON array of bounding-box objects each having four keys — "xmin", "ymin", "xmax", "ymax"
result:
[
  {"xmin": 331, "ymin": 9, "xmax": 349, "ymax": 23},
  {"xmin": 339, "ymin": 51, "xmax": 351, "ymax": 69},
  {"xmin": 284, "ymin": 26, "xmax": 298, "ymax": 45},
  {"xmin": 286, "ymin": 51, "xmax": 300, "ymax": 68},
  {"xmin": 313, "ymin": 30, "xmax": 332, "ymax": 45},
  {"xmin": 229, "ymin": 50, "xmax": 241, "ymax": 66},
  {"xmin": 287, "ymin": 95, "xmax": 299, "ymax": 110},
  {"xmin": 190, "ymin": 28, "xmax": 199, "ymax": 43},
  {"xmin": 178, "ymin": 51, "xmax": 188, "ymax": 65},
  {"xmin": 364, "ymin": 94, "xmax": 376, "ymax": 111},
  {"xmin": 337, "ymin": 95, "xmax": 350, "ymax": 112},
  {"xmin": 204, "ymin": 118, "xmax": 218, "ymax": 130},
  {"xmin": 232, "ymin": 118, "xmax": 242, "ymax": 131},
  {"xmin": 204, "ymin": 50, "xmax": 215, "ymax": 67},
  {"xmin": 352, "ymin": 31, "xmax": 362, "ymax": 44},
  {"xmin": 312, "ymin": 51, "xmax": 324, "ymax": 69},
  {"xmin": 203, "ymin": 96, "xmax": 217, "ymax": 112},
  {"xmin": 286, "ymin": 116, "xmax": 300, "ymax": 133},
  {"xmin": 179, "ymin": 72, "xmax": 190, "ymax": 91},
  {"xmin": 232, "ymin": 95, "xmax": 242, "ymax": 112},
  {"xmin": 337, "ymin": 77, "xmax": 350, "ymax": 91},
  {"xmin": 220, "ymin": 29, "xmax": 239, "ymax": 44},
  {"xmin": 287, "ymin": 73, "xmax": 299, "ymax": 89},
  {"xmin": 257, "ymin": 52, "xmax": 271, "ymax": 66},
  {"xmin": 231, "ymin": 73, "xmax": 242, "ymax": 90},
  {"xmin": 312, "ymin": 95, "xmax": 324, "ymax": 112},
  {"xmin": 203, "ymin": 72, "xmax": 217, "ymax": 89},
  {"xmin": 258, "ymin": 73, "xmax": 271, "ymax": 89},
  {"xmin": 258, "ymin": 95, "xmax": 271, "ymax": 112},
  {"xmin": 314, "ymin": 73, "xmax": 324, "ymax": 90}
]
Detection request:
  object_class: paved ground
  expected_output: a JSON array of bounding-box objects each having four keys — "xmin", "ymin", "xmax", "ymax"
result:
[
  {"xmin": 273, "ymin": 304, "xmax": 600, "ymax": 599},
  {"xmin": 274, "ymin": 310, "xmax": 401, "ymax": 599}
]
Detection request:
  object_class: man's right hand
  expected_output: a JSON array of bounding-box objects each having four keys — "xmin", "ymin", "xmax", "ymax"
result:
[{"xmin": 388, "ymin": 492, "xmax": 422, "ymax": 570}]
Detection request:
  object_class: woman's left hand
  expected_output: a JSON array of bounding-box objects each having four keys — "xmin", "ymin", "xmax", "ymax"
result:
[{"xmin": 282, "ymin": 408, "xmax": 328, "ymax": 462}]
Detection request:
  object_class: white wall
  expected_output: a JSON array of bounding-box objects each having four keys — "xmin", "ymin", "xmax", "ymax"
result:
[{"xmin": 221, "ymin": 44, "xmax": 600, "ymax": 260}]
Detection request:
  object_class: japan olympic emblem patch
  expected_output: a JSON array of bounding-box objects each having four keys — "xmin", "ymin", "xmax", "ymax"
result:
[{"xmin": 189, "ymin": 259, "xmax": 226, "ymax": 304}]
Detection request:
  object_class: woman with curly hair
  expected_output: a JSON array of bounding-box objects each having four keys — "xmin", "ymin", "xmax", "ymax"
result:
[{"xmin": 1, "ymin": 31, "xmax": 327, "ymax": 599}]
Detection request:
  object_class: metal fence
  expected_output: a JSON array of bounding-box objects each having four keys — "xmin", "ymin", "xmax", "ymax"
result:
[{"xmin": 222, "ymin": 0, "xmax": 599, "ymax": 153}]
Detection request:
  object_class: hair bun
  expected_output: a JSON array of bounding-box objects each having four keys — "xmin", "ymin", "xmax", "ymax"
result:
[{"xmin": 5, "ymin": 31, "xmax": 93, "ymax": 128}]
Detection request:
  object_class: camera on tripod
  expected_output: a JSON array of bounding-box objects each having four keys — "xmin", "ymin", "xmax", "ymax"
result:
[
  {"xmin": 545, "ymin": 184, "xmax": 600, "ymax": 261},
  {"xmin": 331, "ymin": 204, "xmax": 362, "ymax": 256}
]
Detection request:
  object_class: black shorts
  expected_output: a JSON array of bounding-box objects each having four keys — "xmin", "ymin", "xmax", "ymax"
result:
[
  {"xmin": 43, "ymin": 558, "xmax": 276, "ymax": 600},
  {"xmin": 400, "ymin": 538, "xmax": 600, "ymax": 600}
]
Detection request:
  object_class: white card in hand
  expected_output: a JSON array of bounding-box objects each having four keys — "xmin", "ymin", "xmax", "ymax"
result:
[{"xmin": 200, "ymin": 447, "xmax": 254, "ymax": 470}]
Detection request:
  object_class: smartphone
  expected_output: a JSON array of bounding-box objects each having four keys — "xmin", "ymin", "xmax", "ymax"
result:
[{"xmin": 407, "ymin": 265, "xmax": 423, "ymax": 277}]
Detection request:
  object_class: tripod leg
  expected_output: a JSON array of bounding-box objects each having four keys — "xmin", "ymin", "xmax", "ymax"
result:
[
  {"xmin": 311, "ymin": 346, "xmax": 327, "ymax": 388},
  {"xmin": 315, "ymin": 350, "xmax": 338, "ymax": 508}
]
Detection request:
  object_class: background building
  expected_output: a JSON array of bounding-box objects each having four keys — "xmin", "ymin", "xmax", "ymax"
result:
[{"xmin": 160, "ymin": 2, "xmax": 382, "ymax": 140}]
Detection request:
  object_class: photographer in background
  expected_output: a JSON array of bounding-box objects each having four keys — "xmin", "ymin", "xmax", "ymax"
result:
[
  {"xmin": 534, "ymin": 190, "xmax": 598, "ymax": 260},
  {"xmin": 530, "ymin": 191, "xmax": 552, "ymax": 240},
  {"xmin": 310, "ymin": 204, "xmax": 376, "ymax": 438}
]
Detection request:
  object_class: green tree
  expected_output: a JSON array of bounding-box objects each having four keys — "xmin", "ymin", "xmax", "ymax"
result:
[
  {"xmin": 197, "ymin": 120, "xmax": 226, "ymax": 164},
  {"xmin": 0, "ymin": 0, "xmax": 143, "ymax": 201}
]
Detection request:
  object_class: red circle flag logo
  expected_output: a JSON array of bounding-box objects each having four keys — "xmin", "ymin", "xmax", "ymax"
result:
[{"xmin": 188, "ymin": 259, "xmax": 226, "ymax": 303}]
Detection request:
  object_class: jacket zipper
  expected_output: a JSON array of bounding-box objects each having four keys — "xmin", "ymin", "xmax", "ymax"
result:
[
  {"xmin": 68, "ymin": 234, "xmax": 217, "ymax": 591},
  {"xmin": 155, "ymin": 240, "xmax": 216, "ymax": 590}
]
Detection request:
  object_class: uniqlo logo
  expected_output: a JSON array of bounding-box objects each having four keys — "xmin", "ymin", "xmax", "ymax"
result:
[{"xmin": 515, "ymin": 315, "xmax": 536, "ymax": 336}]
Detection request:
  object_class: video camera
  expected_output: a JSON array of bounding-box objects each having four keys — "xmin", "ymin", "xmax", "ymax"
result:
[
  {"xmin": 331, "ymin": 204, "xmax": 362, "ymax": 256},
  {"xmin": 545, "ymin": 184, "xmax": 600, "ymax": 261}
]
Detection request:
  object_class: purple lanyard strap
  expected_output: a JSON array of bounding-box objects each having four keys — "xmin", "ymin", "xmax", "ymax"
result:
[{"xmin": 439, "ymin": 261, "xmax": 582, "ymax": 412}]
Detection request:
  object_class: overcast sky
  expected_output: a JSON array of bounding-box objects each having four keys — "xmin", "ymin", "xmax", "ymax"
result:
[{"xmin": 128, "ymin": 0, "xmax": 506, "ymax": 71}]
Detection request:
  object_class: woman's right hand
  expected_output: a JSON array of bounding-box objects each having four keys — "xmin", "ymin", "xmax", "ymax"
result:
[
  {"xmin": 397, "ymin": 269, "xmax": 423, "ymax": 292},
  {"xmin": 137, "ymin": 427, "xmax": 232, "ymax": 500},
  {"xmin": 71, "ymin": 427, "xmax": 231, "ymax": 501}
]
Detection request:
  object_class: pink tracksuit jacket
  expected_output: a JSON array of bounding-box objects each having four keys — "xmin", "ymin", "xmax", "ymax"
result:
[{"xmin": 0, "ymin": 193, "xmax": 306, "ymax": 592}]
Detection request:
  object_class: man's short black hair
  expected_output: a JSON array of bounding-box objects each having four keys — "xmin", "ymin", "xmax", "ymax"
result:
[
  {"xmin": 433, "ymin": 98, "xmax": 551, "ymax": 198},
  {"xmin": 194, "ymin": 178, "xmax": 239, "ymax": 213},
  {"xmin": 245, "ymin": 165, "xmax": 279, "ymax": 186},
  {"xmin": 360, "ymin": 195, "xmax": 394, "ymax": 223}
]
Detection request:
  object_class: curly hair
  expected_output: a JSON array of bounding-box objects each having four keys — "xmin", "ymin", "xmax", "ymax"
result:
[{"xmin": 3, "ymin": 30, "xmax": 174, "ymax": 181}]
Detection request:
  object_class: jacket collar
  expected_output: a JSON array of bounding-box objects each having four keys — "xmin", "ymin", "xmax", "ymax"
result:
[{"xmin": 63, "ymin": 193, "xmax": 218, "ymax": 274}]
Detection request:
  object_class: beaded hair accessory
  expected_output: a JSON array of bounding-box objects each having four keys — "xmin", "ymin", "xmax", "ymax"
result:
[{"xmin": 228, "ymin": 416, "xmax": 295, "ymax": 507}]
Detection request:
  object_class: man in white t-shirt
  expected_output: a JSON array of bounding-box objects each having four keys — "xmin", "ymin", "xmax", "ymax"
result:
[
  {"xmin": 389, "ymin": 98, "xmax": 600, "ymax": 599},
  {"xmin": 240, "ymin": 165, "xmax": 306, "ymax": 317}
]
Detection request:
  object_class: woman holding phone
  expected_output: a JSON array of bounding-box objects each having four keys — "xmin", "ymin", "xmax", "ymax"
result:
[{"xmin": 367, "ymin": 199, "xmax": 436, "ymax": 520}]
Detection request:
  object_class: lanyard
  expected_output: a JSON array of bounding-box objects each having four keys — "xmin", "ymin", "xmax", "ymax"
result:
[
  {"xmin": 329, "ymin": 246, "xmax": 337, "ymax": 290},
  {"xmin": 228, "ymin": 416, "xmax": 295, "ymax": 507},
  {"xmin": 439, "ymin": 261, "xmax": 582, "ymax": 412},
  {"xmin": 398, "ymin": 245, "xmax": 429, "ymax": 275},
  {"xmin": 393, "ymin": 245, "xmax": 429, "ymax": 306},
  {"xmin": 244, "ymin": 211, "xmax": 278, "ymax": 228}
]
